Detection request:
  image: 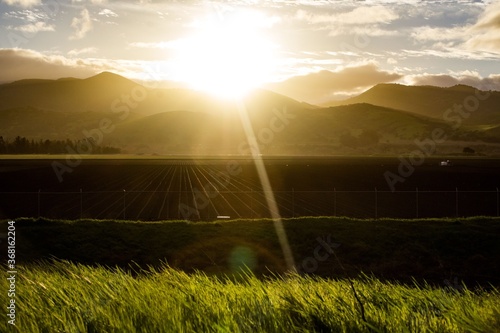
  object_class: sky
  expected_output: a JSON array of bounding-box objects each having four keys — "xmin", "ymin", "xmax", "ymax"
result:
[{"xmin": 0, "ymin": 0, "xmax": 499, "ymax": 101}]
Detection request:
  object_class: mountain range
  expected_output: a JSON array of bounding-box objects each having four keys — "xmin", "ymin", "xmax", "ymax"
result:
[{"xmin": 1, "ymin": 72, "xmax": 499, "ymax": 156}]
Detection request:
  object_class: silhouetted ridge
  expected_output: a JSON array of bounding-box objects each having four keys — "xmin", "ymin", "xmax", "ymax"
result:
[
  {"xmin": 338, "ymin": 83, "xmax": 500, "ymax": 125},
  {"xmin": 2, "ymin": 74, "xmax": 500, "ymax": 155},
  {"xmin": 7, "ymin": 79, "xmax": 55, "ymax": 86},
  {"xmin": 83, "ymin": 72, "xmax": 136, "ymax": 86}
]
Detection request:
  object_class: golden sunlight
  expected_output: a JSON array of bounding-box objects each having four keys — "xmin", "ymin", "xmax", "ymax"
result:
[{"xmin": 171, "ymin": 10, "xmax": 276, "ymax": 99}]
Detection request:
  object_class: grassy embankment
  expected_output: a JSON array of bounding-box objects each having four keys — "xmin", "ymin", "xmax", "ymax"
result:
[
  {"xmin": 4, "ymin": 216, "xmax": 499, "ymax": 284},
  {"xmin": 1, "ymin": 217, "xmax": 499, "ymax": 332}
]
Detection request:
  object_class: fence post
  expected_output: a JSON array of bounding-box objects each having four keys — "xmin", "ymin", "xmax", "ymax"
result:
[
  {"xmin": 416, "ymin": 187, "xmax": 418, "ymax": 218},
  {"xmin": 177, "ymin": 190, "xmax": 180, "ymax": 220},
  {"xmin": 80, "ymin": 188, "xmax": 83, "ymax": 219},
  {"xmin": 123, "ymin": 189, "xmax": 126, "ymax": 220},
  {"xmin": 250, "ymin": 189, "xmax": 253, "ymax": 218},
  {"xmin": 333, "ymin": 188, "xmax": 336, "ymax": 217},
  {"xmin": 375, "ymin": 187, "xmax": 378, "ymax": 219},
  {"xmin": 38, "ymin": 189, "xmax": 41, "ymax": 217}
]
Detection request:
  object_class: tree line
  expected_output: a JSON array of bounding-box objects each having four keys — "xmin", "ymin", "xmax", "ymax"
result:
[{"xmin": 0, "ymin": 136, "xmax": 121, "ymax": 154}]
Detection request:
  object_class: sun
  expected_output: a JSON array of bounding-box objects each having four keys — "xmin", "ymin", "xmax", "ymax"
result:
[{"xmin": 171, "ymin": 10, "xmax": 276, "ymax": 99}]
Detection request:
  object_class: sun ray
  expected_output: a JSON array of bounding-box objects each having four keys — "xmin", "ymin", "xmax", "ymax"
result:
[{"xmin": 235, "ymin": 100, "xmax": 297, "ymax": 272}]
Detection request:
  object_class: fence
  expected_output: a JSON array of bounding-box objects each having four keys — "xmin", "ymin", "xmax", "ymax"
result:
[{"xmin": 1, "ymin": 188, "xmax": 499, "ymax": 220}]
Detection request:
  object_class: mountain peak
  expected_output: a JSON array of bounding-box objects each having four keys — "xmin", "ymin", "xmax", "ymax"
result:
[
  {"xmin": 83, "ymin": 72, "xmax": 137, "ymax": 89},
  {"xmin": 369, "ymin": 83, "xmax": 407, "ymax": 90},
  {"xmin": 85, "ymin": 71, "xmax": 129, "ymax": 81}
]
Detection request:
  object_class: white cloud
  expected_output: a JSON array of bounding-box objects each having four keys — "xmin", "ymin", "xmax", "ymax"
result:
[
  {"xmin": 466, "ymin": 1, "xmax": 500, "ymax": 53},
  {"xmin": 296, "ymin": 6, "xmax": 398, "ymax": 25},
  {"xmin": 129, "ymin": 40, "xmax": 183, "ymax": 49},
  {"xmin": 4, "ymin": 9, "xmax": 48, "ymax": 22},
  {"xmin": 0, "ymin": 48, "xmax": 159, "ymax": 82},
  {"xmin": 267, "ymin": 62, "xmax": 403, "ymax": 104},
  {"xmin": 2, "ymin": 0, "xmax": 40, "ymax": 8},
  {"xmin": 411, "ymin": 26, "xmax": 469, "ymax": 42},
  {"xmin": 68, "ymin": 47, "xmax": 98, "ymax": 57},
  {"xmin": 70, "ymin": 8, "xmax": 92, "ymax": 40},
  {"xmin": 328, "ymin": 25, "xmax": 399, "ymax": 37},
  {"xmin": 387, "ymin": 58, "xmax": 398, "ymax": 65},
  {"xmin": 295, "ymin": 6, "xmax": 399, "ymax": 38},
  {"xmin": 336, "ymin": 6, "xmax": 398, "ymax": 24},
  {"xmin": 408, "ymin": 71, "xmax": 500, "ymax": 91},
  {"xmin": 8, "ymin": 21, "xmax": 55, "ymax": 33},
  {"xmin": 0, "ymin": 48, "xmax": 98, "ymax": 81},
  {"xmin": 294, "ymin": 10, "xmax": 331, "ymax": 24},
  {"xmin": 402, "ymin": 47, "xmax": 499, "ymax": 61},
  {"xmin": 98, "ymin": 9, "xmax": 118, "ymax": 18},
  {"xmin": 472, "ymin": 1, "xmax": 500, "ymax": 30},
  {"xmin": 406, "ymin": 2, "xmax": 500, "ymax": 56}
]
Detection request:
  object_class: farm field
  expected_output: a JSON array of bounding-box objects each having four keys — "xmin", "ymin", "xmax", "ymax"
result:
[
  {"xmin": 1, "ymin": 156, "xmax": 500, "ymax": 220},
  {"xmin": 1, "ymin": 261, "xmax": 499, "ymax": 333}
]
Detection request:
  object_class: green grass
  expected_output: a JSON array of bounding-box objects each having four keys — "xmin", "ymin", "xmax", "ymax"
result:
[
  {"xmin": 6, "ymin": 216, "xmax": 500, "ymax": 286},
  {"xmin": 1, "ymin": 261, "xmax": 499, "ymax": 332}
]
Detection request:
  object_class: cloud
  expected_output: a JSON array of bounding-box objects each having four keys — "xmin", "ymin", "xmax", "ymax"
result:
[
  {"xmin": 129, "ymin": 40, "xmax": 182, "ymax": 49},
  {"xmin": 295, "ymin": 6, "xmax": 399, "ymax": 38},
  {"xmin": 466, "ymin": 1, "xmax": 500, "ymax": 53},
  {"xmin": 70, "ymin": 8, "xmax": 92, "ymax": 40},
  {"xmin": 411, "ymin": 26, "xmax": 469, "ymax": 42},
  {"xmin": 68, "ymin": 47, "xmax": 98, "ymax": 57},
  {"xmin": 4, "ymin": 9, "xmax": 49, "ymax": 22},
  {"xmin": 0, "ymin": 48, "xmax": 99, "ymax": 82},
  {"xmin": 401, "ymin": 47, "xmax": 499, "ymax": 61},
  {"xmin": 336, "ymin": 6, "xmax": 398, "ymax": 25},
  {"xmin": 407, "ymin": 2, "xmax": 500, "ymax": 54},
  {"xmin": 408, "ymin": 71, "xmax": 500, "ymax": 91},
  {"xmin": 328, "ymin": 25, "xmax": 399, "ymax": 37},
  {"xmin": 387, "ymin": 58, "xmax": 398, "ymax": 65},
  {"xmin": 98, "ymin": 9, "xmax": 118, "ymax": 18},
  {"xmin": 266, "ymin": 63, "xmax": 403, "ymax": 104},
  {"xmin": 8, "ymin": 21, "xmax": 55, "ymax": 33},
  {"xmin": 296, "ymin": 6, "xmax": 398, "ymax": 25},
  {"xmin": 472, "ymin": 1, "xmax": 500, "ymax": 30},
  {"xmin": 2, "ymin": 0, "xmax": 40, "ymax": 8},
  {"xmin": 0, "ymin": 48, "xmax": 167, "ymax": 83}
]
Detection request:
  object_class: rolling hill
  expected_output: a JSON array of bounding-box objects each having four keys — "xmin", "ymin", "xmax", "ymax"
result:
[
  {"xmin": 1, "ymin": 72, "xmax": 500, "ymax": 155},
  {"xmin": 0, "ymin": 72, "xmax": 313, "ymax": 116},
  {"xmin": 103, "ymin": 103, "xmax": 482, "ymax": 155},
  {"xmin": 108, "ymin": 111, "xmax": 250, "ymax": 155},
  {"xmin": 333, "ymin": 83, "xmax": 500, "ymax": 125},
  {"xmin": 0, "ymin": 72, "xmax": 138, "ymax": 113}
]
